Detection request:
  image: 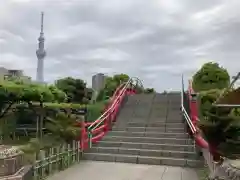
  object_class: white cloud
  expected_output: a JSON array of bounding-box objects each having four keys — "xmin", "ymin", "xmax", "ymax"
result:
[
  {"xmin": 0, "ymin": 53, "xmax": 35, "ymax": 75},
  {"xmin": 106, "ymin": 28, "xmax": 154, "ymax": 44},
  {"xmin": 0, "ymin": 0, "xmax": 239, "ymax": 91},
  {"xmin": 84, "ymin": 48, "xmax": 130, "ymax": 62},
  {"xmin": 0, "ymin": 30, "xmax": 25, "ymax": 42}
]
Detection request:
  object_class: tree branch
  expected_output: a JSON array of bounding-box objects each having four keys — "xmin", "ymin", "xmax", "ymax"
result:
[{"xmin": 0, "ymin": 102, "xmax": 14, "ymax": 118}]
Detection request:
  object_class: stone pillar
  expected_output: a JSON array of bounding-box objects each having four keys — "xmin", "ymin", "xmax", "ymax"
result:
[{"xmin": 0, "ymin": 145, "xmax": 33, "ymax": 180}]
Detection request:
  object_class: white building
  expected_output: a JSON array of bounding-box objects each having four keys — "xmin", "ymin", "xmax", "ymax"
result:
[
  {"xmin": 92, "ymin": 73, "xmax": 106, "ymax": 91},
  {"xmin": 0, "ymin": 67, "xmax": 31, "ymax": 82}
]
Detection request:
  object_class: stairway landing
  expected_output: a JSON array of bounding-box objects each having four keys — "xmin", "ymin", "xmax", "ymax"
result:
[{"xmin": 47, "ymin": 161, "xmax": 198, "ymax": 180}]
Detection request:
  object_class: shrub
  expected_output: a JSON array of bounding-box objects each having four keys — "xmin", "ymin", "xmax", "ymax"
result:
[
  {"xmin": 86, "ymin": 100, "xmax": 109, "ymax": 122},
  {"xmin": 198, "ymin": 89, "xmax": 240, "ymax": 159}
]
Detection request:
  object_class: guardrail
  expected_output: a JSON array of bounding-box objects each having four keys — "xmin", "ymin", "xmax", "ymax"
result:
[
  {"xmin": 180, "ymin": 75, "xmax": 208, "ymax": 147},
  {"xmin": 79, "ymin": 77, "xmax": 143, "ymax": 150}
]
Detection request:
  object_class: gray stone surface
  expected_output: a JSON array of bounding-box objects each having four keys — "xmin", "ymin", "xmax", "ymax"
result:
[
  {"xmin": 82, "ymin": 153, "xmax": 202, "ymax": 168},
  {"xmin": 47, "ymin": 161, "xmax": 199, "ymax": 180},
  {"xmin": 84, "ymin": 93, "xmax": 203, "ymax": 167}
]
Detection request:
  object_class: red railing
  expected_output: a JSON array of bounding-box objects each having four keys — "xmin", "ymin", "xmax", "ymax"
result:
[
  {"xmin": 187, "ymin": 80, "xmax": 209, "ymax": 149},
  {"xmin": 79, "ymin": 77, "xmax": 141, "ymax": 150}
]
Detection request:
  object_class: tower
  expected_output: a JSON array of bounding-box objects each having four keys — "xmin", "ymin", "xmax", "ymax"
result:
[{"xmin": 36, "ymin": 12, "xmax": 46, "ymax": 83}]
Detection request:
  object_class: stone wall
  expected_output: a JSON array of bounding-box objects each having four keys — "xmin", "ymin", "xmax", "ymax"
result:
[{"xmin": 0, "ymin": 165, "xmax": 33, "ymax": 180}]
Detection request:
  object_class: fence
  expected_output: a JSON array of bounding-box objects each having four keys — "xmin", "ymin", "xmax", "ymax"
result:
[{"xmin": 31, "ymin": 141, "xmax": 81, "ymax": 180}]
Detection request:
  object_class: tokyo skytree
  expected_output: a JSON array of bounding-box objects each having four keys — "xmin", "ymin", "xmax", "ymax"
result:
[{"xmin": 36, "ymin": 12, "xmax": 46, "ymax": 83}]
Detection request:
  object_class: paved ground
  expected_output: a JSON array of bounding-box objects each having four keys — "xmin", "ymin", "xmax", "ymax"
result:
[{"xmin": 47, "ymin": 161, "xmax": 199, "ymax": 180}]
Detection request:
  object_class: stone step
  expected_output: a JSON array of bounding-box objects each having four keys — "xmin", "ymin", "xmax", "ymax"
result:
[
  {"xmin": 115, "ymin": 122, "xmax": 185, "ymax": 128},
  {"xmin": 83, "ymin": 153, "xmax": 203, "ymax": 168},
  {"xmin": 107, "ymin": 131, "xmax": 189, "ymax": 138},
  {"xmin": 102, "ymin": 136, "xmax": 193, "ymax": 145},
  {"xmin": 165, "ymin": 119, "xmax": 183, "ymax": 123},
  {"xmin": 112, "ymin": 126, "xmax": 185, "ymax": 133},
  {"xmin": 146, "ymin": 120, "xmax": 183, "ymax": 123},
  {"xmin": 167, "ymin": 114, "xmax": 182, "ymax": 118},
  {"xmin": 94, "ymin": 141, "xmax": 195, "ymax": 152},
  {"xmin": 90, "ymin": 147, "xmax": 197, "ymax": 159}
]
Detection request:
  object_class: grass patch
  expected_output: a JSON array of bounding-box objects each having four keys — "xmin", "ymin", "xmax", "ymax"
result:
[{"xmin": 196, "ymin": 166, "xmax": 209, "ymax": 180}]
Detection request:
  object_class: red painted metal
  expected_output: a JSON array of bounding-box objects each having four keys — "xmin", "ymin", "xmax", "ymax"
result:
[
  {"xmin": 188, "ymin": 80, "xmax": 223, "ymax": 161},
  {"xmin": 188, "ymin": 80, "xmax": 209, "ymax": 149},
  {"xmin": 188, "ymin": 80, "xmax": 198, "ymax": 127},
  {"xmin": 80, "ymin": 121, "xmax": 86, "ymax": 150},
  {"xmin": 194, "ymin": 134, "xmax": 209, "ymax": 149},
  {"xmin": 92, "ymin": 131, "xmax": 106, "ymax": 143},
  {"xmin": 92, "ymin": 124, "xmax": 106, "ymax": 135}
]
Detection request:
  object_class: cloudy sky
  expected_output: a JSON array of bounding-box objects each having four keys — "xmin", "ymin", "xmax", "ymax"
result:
[{"xmin": 0, "ymin": 0, "xmax": 239, "ymax": 91}]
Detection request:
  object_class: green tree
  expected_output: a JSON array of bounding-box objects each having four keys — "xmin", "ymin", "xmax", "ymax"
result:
[
  {"xmin": 104, "ymin": 77, "xmax": 118, "ymax": 97},
  {"xmin": 144, "ymin": 88, "xmax": 155, "ymax": 94},
  {"xmin": 112, "ymin": 74, "xmax": 129, "ymax": 86},
  {"xmin": 192, "ymin": 62, "xmax": 230, "ymax": 92},
  {"xmin": 0, "ymin": 80, "xmax": 67, "ymax": 143},
  {"xmin": 55, "ymin": 77, "xmax": 87, "ymax": 103},
  {"xmin": 104, "ymin": 74, "xmax": 129, "ymax": 97}
]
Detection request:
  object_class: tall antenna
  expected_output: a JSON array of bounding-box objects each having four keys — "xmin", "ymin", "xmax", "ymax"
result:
[{"xmin": 41, "ymin": 12, "xmax": 44, "ymax": 33}]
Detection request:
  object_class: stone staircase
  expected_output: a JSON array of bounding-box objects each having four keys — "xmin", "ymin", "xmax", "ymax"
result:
[{"xmin": 83, "ymin": 93, "xmax": 203, "ymax": 167}]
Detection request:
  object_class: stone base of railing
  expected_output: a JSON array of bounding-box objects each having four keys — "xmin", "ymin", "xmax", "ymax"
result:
[
  {"xmin": 219, "ymin": 159, "xmax": 240, "ymax": 180},
  {"xmin": 201, "ymin": 147, "xmax": 240, "ymax": 180},
  {"xmin": 192, "ymin": 143, "xmax": 240, "ymax": 179},
  {"xmin": 0, "ymin": 165, "xmax": 33, "ymax": 180}
]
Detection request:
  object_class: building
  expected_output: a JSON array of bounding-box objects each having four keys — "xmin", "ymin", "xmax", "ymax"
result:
[
  {"xmin": 0, "ymin": 67, "xmax": 31, "ymax": 82},
  {"xmin": 92, "ymin": 73, "xmax": 106, "ymax": 91},
  {"xmin": 0, "ymin": 67, "xmax": 8, "ymax": 80}
]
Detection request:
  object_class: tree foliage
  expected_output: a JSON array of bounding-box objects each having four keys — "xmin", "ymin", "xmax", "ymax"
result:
[
  {"xmin": 192, "ymin": 62, "xmax": 230, "ymax": 92},
  {"xmin": 97, "ymin": 74, "xmax": 130, "ymax": 101},
  {"xmin": 55, "ymin": 77, "xmax": 88, "ymax": 103},
  {"xmin": 112, "ymin": 74, "xmax": 130, "ymax": 86},
  {"xmin": 45, "ymin": 113, "xmax": 80, "ymax": 143},
  {"xmin": 144, "ymin": 88, "xmax": 155, "ymax": 94},
  {"xmin": 198, "ymin": 89, "xmax": 222, "ymax": 117},
  {"xmin": 198, "ymin": 105, "xmax": 240, "ymax": 159},
  {"xmin": 86, "ymin": 88, "xmax": 93, "ymax": 101},
  {"xmin": 0, "ymin": 81, "xmax": 66, "ymax": 103},
  {"xmin": 197, "ymin": 84, "xmax": 240, "ymax": 159},
  {"xmin": 0, "ymin": 80, "xmax": 83, "ymax": 146}
]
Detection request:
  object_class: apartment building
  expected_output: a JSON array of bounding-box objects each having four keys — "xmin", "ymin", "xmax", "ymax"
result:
[{"xmin": 92, "ymin": 73, "xmax": 106, "ymax": 91}]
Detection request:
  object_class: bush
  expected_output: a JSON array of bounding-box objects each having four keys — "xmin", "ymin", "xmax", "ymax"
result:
[{"xmin": 198, "ymin": 89, "xmax": 240, "ymax": 159}]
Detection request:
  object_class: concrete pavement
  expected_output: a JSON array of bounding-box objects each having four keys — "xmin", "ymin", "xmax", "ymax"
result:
[{"xmin": 47, "ymin": 161, "xmax": 199, "ymax": 180}]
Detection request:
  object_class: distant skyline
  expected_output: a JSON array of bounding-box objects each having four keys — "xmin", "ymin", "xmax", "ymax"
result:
[{"xmin": 0, "ymin": 0, "xmax": 239, "ymax": 91}]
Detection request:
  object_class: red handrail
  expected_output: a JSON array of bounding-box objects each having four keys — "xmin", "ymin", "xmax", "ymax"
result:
[
  {"xmin": 187, "ymin": 80, "xmax": 209, "ymax": 149},
  {"xmin": 80, "ymin": 77, "xmax": 142, "ymax": 150}
]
